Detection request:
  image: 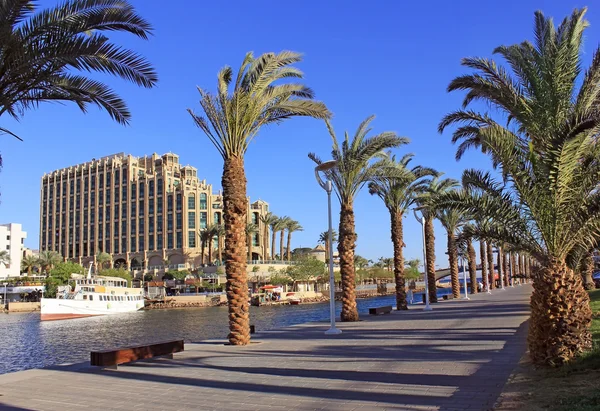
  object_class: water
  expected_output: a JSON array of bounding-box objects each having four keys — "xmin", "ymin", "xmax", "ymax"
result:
[{"xmin": 0, "ymin": 289, "xmax": 451, "ymax": 375}]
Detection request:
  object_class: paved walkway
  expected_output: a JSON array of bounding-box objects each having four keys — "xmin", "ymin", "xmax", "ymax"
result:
[{"xmin": 0, "ymin": 285, "xmax": 532, "ymax": 411}]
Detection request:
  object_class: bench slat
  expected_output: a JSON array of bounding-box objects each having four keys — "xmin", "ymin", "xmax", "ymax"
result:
[{"xmin": 91, "ymin": 340, "xmax": 184, "ymax": 367}]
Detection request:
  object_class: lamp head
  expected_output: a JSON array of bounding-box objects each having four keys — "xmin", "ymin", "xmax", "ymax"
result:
[{"xmin": 315, "ymin": 160, "xmax": 338, "ymax": 172}]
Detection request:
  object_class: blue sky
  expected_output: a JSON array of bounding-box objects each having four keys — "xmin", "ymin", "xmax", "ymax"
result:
[{"xmin": 0, "ymin": 0, "xmax": 597, "ymax": 268}]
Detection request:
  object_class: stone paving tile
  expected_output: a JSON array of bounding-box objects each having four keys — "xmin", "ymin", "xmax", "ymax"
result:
[{"xmin": 0, "ymin": 286, "xmax": 531, "ymax": 411}]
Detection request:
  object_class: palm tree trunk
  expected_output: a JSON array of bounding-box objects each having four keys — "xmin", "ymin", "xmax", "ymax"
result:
[
  {"xmin": 528, "ymin": 259, "xmax": 592, "ymax": 365},
  {"xmin": 247, "ymin": 234, "xmax": 251, "ymax": 261},
  {"xmin": 263, "ymin": 225, "xmax": 268, "ymax": 261},
  {"xmin": 208, "ymin": 241, "xmax": 213, "ymax": 264},
  {"xmin": 339, "ymin": 202, "xmax": 359, "ymax": 321},
  {"xmin": 480, "ymin": 241, "xmax": 488, "ymax": 291},
  {"xmin": 503, "ymin": 248, "xmax": 509, "ymax": 287},
  {"xmin": 580, "ymin": 253, "xmax": 595, "ymax": 290},
  {"xmin": 390, "ymin": 210, "xmax": 407, "ymax": 310},
  {"xmin": 497, "ymin": 247, "xmax": 504, "ymax": 287},
  {"xmin": 424, "ymin": 216, "xmax": 437, "ymax": 303},
  {"xmin": 279, "ymin": 231, "xmax": 284, "ymax": 261},
  {"xmin": 511, "ymin": 252, "xmax": 518, "ymax": 283},
  {"xmin": 286, "ymin": 232, "xmax": 292, "ymax": 262},
  {"xmin": 487, "ymin": 242, "xmax": 495, "ymax": 289},
  {"xmin": 271, "ymin": 229, "xmax": 276, "ymax": 261},
  {"xmin": 447, "ymin": 233, "xmax": 460, "ymax": 299},
  {"xmin": 467, "ymin": 238, "xmax": 477, "ymax": 294},
  {"xmin": 324, "ymin": 240, "xmax": 329, "ymax": 264},
  {"xmin": 222, "ymin": 156, "xmax": 250, "ymax": 345},
  {"xmin": 201, "ymin": 240, "xmax": 205, "ymax": 265},
  {"xmin": 520, "ymin": 255, "xmax": 526, "ymax": 281},
  {"xmin": 218, "ymin": 235, "xmax": 222, "ymax": 264}
]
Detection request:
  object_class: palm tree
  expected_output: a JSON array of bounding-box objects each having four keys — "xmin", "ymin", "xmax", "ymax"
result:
[
  {"xmin": 215, "ymin": 224, "xmax": 225, "ymax": 265},
  {"xmin": 368, "ymin": 153, "xmax": 435, "ymax": 310},
  {"xmin": 245, "ymin": 223, "xmax": 258, "ymax": 261},
  {"xmin": 466, "ymin": 237, "xmax": 478, "ymax": 294},
  {"xmin": 502, "ymin": 245, "xmax": 510, "ymax": 288},
  {"xmin": 260, "ymin": 213, "xmax": 278, "ymax": 261},
  {"xmin": 21, "ymin": 255, "xmax": 37, "ymax": 274},
  {"xmin": 0, "ymin": 0, "xmax": 157, "ymax": 143},
  {"xmin": 198, "ymin": 229, "xmax": 211, "ymax": 265},
  {"xmin": 436, "ymin": 205, "xmax": 466, "ymax": 299},
  {"xmin": 439, "ymin": 8, "xmax": 600, "ymax": 365},
  {"xmin": 95, "ymin": 252, "xmax": 112, "ymax": 272},
  {"xmin": 309, "ymin": 115, "xmax": 405, "ymax": 321},
  {"xmin": 354, "ymin": 255, "xmax": 369, "ymax": 270},
  {"xmin": 487, "ymin": 242, "xmax": 495, "ymax": 290},
  {"xmin": 417, "ymin": 176, "xmax": 459, "ymax": 303},
  {"xmin": 38, "ymin": 251, "xmax": 61, "ymax": 275},
  {"xmin": 276, "ymin": 216, "xmax": 291, "ymax": 261},
  {"xmin": 318, "ymin": 230, "xmax": 338, "ymax": 263},
  {"xmin": 269, "ymin": 215, "xmax": 280, "ymax": 261},
  {"xmin": 0, "ymin": 251, "xmax": 11, "ymax": 268},
  {"xmin": 188, "ymin": 51, "xmax": 330, "ymax": 344},
  {"xmin": 285, "ymin": 220, "xmax": 303, "ymax": 261}
]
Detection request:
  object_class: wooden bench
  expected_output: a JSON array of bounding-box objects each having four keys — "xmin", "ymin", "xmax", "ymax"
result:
[
  {"xmin": 369, "ymin": 305, "xmax": 393, "ymax": 315},
  {"xmin": 90, "ymin": 340, "xmax": 184, "ymax": 369}
]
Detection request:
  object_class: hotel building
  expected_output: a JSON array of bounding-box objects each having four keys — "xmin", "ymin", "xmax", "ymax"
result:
[{"xmin": 39, "ymin": 153, "xmax": 270, "ymax": 269}]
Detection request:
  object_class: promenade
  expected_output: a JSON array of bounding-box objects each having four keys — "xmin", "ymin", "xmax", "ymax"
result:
[{"xmin": 0, "ymin": 285, "xmax": 532, "ymax": 411}]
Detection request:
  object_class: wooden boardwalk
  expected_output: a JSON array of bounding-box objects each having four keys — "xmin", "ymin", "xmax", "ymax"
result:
[{"xmin": 0, "ymin": 285, "xmax": 532, "ymax": 410}]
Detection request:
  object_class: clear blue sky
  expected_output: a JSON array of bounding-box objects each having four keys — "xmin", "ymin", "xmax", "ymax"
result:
[{"xmin": 0, "ymin": 0, "xmax": 597, "ymax": 268}]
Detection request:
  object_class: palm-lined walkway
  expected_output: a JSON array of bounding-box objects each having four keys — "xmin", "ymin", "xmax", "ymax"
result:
[{"xmin": 0, "ymin": 286, "xmax": 531, "ymax": 411}]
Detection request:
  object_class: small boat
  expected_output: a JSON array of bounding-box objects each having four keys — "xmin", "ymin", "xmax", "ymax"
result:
[
  {"xmin": 40, "ymin": 265, "xmax": 144, "ymax": 321},
  {"xmin": 286, "ymin": 292, "xmax": 301, "ymax": 305}
]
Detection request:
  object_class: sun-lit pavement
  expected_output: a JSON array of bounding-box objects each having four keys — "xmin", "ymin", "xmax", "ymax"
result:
[{"xmin": 0, "ymin": 285, "xmax": 532, "ymax": 411}]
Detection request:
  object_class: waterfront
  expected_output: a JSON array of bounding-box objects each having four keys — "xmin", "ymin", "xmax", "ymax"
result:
[{"xmin": 0, "ymin": 290, "xmax": 451, "ymax": 374}]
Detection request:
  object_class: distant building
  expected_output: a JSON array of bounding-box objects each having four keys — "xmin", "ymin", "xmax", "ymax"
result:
[
  {"xmin": 0, "ymin": 223, "xmax": 27, "ymax": 278},
  {"xmin": 39, "ymin": 153, "xmax": 271, "ymax": 270}
]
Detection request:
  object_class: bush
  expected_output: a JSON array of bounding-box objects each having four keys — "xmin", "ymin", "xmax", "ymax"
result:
[{"xmin": 49, "ymin": 262, "xmax": 84, "ymax": 283}]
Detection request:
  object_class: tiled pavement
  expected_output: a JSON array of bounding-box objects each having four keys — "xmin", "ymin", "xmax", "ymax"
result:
[{"xmin": 0, "ymin": 285, "xmax": 532, "ymax": 411}]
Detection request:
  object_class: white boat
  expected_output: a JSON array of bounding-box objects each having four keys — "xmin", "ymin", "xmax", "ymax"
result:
[{"xmin": 40, "ymin": 267, "xmax": 144, "ymax": 321}]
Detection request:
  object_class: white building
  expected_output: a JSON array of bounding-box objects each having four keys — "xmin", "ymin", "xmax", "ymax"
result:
[{"xmin": 0, "ymin": 223, "xmax": 27, "ymax": 278}]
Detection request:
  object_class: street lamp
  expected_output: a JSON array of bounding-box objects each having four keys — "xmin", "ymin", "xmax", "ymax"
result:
[
  {"xmin": 413, "ymin": 209, "xmax": 432, "ymax": 311},
  {"xmin": 315, "ymin": 160, "xmax": 342, "ymax": 335}
]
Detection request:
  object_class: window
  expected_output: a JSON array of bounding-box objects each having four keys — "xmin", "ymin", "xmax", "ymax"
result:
[
  {"xmin": 76, "ymin": 179, "xmax": 80, "ymax": 194},
  {"xmin": 84, "ymin": 177, "xmax": 89, "ymax": 191},
  {"xmin": 252, "ymin": 212, "xmax": 259, "ymax": 225},
  {"xmin": 149, "ymin": 216, "xmax": 154, "ymax": 232},
  {"xmin": 139, "ymin": 218, "xmax": 144, "ymax": 233},
  {"xmin": 139, "ymin": 200, "xmax": 144, "ymax": 216},
  {"xmin": 98, "ymin": 207, "xmax": 103, "ymax": 221},
  {"xmin": 149, "ymin": 180, "xmax": 154, "ymax": 197},
  {"xmin": 200, "ymin": 193, "xmax": 207, "ymax": 210},
  {"xmin": 105, "ymin": 224, "xmax": 110, "ymax": 238},
  {"xmin": 114, "ymin": 239, "xmax": 119, "ymax": 251},
  {"xmin": 176, "ymin": 212, "xmax": 182, "ymax": 229},
  {"xmin": 167, "ymin": 232, "xmax": 173, "ymax": 249},
  {"xmin": 131, "ymin": 184, "xmax": 137, "ymax": 200},
  {"xmin": 115, "ymin": 170, "xmax": 120, "ymax": 184},
  {"xmin": 149, "ymin": 201, "xmax": 154, "ymax": 215},
  {"xmin": 131, "ymin": 237, "xmax": 136, "ymax": 252},
  {"xmin": 70, "ymin": 180, "xmax": 74, "ymax": 195},
  {"xmin": 106, "ymin": 189, "xmax": 111, "ymax": 204},
  {"xmin": 157, "ymin": 215, "xmax": 163, "ymax": 232},
  {"xmin": 200, "ymin": 212, "xmax": 207, "ymax": 229},
  {"xmin": 157, "ymin": 233, "xmax": 163, "ymax": 249},
  {"xmin": 99, "ymin": 190, "xmax": 103, "ymax": 205},
  {"xmin": 98, "ymin": 223, "xmax": 103, "ymax": 239},
  {"xmin": 91, "ymin": 175, "xmax": 96, "ymax": 190},
  {"xmin": 188, "ymin": 212, "xmax": 195, "ymax": 229},
  {"xmin": 139, "ymin": 182, "xmax": 145, "ymax": 198},
  {"xmin": 167, "ymin": 195, "xmax": 173, "ymax": 212},
  {"xmin": 176, "ymin": 231, "xmax": 182, "ymax": 248},
  {"xmin": 105, "ymin": 206, "xmax": 110, "ymax": 221},
  {"xmin": 99, "ymin": 174, "xmax": 104, "ymax": 188},
  {"xmin": 149, "ymin": 235, "xmax": 154, "ymax": 250},
  {"xmin": 214, "ymin": 212, "xmax": 221, "ymax": 225},
  {"xmin": 122, "ymin": 186, "xmax": 127, "ymax": 201},
  {"xmin": 131, "ymin": 220, "xmax": 136, "ymax": 235},
  {"xmin": 105, "ymin": 239, "xmax": 110, "ymax": 253},
  {"xmin": 188, "ymin": 231, "xmax": 196, "ymax": 247},
  {"xmin": 91, "ymin": 192, "xmax": 95, "ymax": 205},
  {"xmin": 157, "ymin": 178, "xmax": 163, "ymax": 193},
  {"xmin": 122, "ymin": 202, "xmax": 127, "ymax": 217},
  {"xmin": 122, "ymin": 168, "xmax": 127, "ymax": 184},
  {"xmin": 131, "ymin": 202, "xmax": 136, "ymax": 217},
  {"xmin": 84, "ymin": 196, "xmax": 88, "ymax": 209},
  {"xmin": 121, "ymin": 220, "xmax": 126, "ymax": 236},
  {"xmin": 139, "ymin": 236, "xmax": 144, "ymax": 251},
  {"xmin": 253, "ymin": 233, "xmax": 259, "ymax": 247},
  {"xmin": 188, "ymin": 195, "xmax": 195, "ymax": 209},
  {"xmin": 167, "ymin": 214, "xmax": 173, "ymax": 231},
  {"xmin": 114, "ymin": 204, "xmax": 119, "ymax": 220},
  {"xmin": 106, "ymin": 173, "xmax": 111, "ymax": 186},
  {"xmin": 176, "ymin": 194, "xmax": 182, "ymax": 211},
  {"xmin": 121, "ymin": 239, "xmax": 126, "ymax": 253},
  {"xmin": 115, "ymin": 189, "xmax": 119, "ymax": 203},
  {"xmin": 157, "ymin": 198, "xmax": 163, "ymax": 214},
  {"xmin": 114, "ymin": 221, "xmax": 119, "ymax": 236}
]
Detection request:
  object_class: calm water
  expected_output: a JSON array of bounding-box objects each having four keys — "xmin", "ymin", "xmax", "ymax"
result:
[{"xmin": 0, "ymin": 289, "xmax": 451, "ymax": 375}]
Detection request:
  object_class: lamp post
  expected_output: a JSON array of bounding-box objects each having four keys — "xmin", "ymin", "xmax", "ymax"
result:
[
  {"xmin": 461, "ymin": 256, "xmax": 470, "ymax": 300},
  {"xmin": 413, "ymin": 209, "xmax": 432, "ymax": 311},
  {"xmin": 315, "ymin": 160, "xmax": 342, "ymax": 335}
]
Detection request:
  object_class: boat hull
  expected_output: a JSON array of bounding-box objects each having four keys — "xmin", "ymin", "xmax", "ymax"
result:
[{"xmin": 40, "ymin": 298, "xmax": 143, "ymax": 321}]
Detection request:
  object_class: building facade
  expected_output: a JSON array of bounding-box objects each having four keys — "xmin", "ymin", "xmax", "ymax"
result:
[
  {"xmin": 39, "ymin": 153, "xmax": 271, "ymax": 269},
  {"xmin": 0, "ymin": 223, "xmax": 27, "ymax": 278}
]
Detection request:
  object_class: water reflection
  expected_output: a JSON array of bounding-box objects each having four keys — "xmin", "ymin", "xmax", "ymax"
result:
[{"xmin": 0, "ymin": 290, "xmax": 450, "ymax": 374}]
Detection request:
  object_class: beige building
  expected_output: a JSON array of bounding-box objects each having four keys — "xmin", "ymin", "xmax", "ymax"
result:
[{"xmin": 39, "ymin": 153, "xmax": 271, "ymax": 270}]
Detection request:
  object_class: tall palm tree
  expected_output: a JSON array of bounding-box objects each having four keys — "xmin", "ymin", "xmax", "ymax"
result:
[
  {"xmin": 245, "ymin": 223, "xmax": 258, "ymax": 261},
  {"xmin": 0, "ymin": 251, "xmax": 11, "ymax": 268},
  {"xmin": 277, "ymin": 216, "xmax": 290, "ymax": 261},
  {"xmin": 95, "ymin": 252, "xmax": 112, "ymax": 272},
  {"xmin": 439, "ymin": 8, "xmax": 600, "ymax": 365},
  {"xmin": 309, "ymin": 115, "xmax": 405, "ymax": 321},
  {"xmin": 188, "ymin": 50, "xmax": 330, "ymax": 345},
  {"xmin": 0, "ymin": 0, "xmax": 157, "ymax": 143},
  {"xmin": 502, "ymin": 245, "xmax": 510, "ymax": 287},
  {"xmin": 437, "ymin": 205, "xmax": 466, "ymax": 298},
  {"xmin": 260, "ymin": 213, "xmax": 278, "ymax": 261},
  {"xmin": 466, "ymin": 237, "xmax": 478, "ymax": 294},
  {"xmin": 38, "ymin": 251, "xmax": 60, "ymax": 275},
  {"xmin": 368, "ymin": 153, "xmax": 435, "ymax": 310},
  {"xmin": 285, "ymin": 220, "xmax": 303, "ymax": 261},
  {"xmin": 21, "ymin": 255, "xmax": 37, "ymax": 275},
  {"xmin": 318, "ymin": 230, "xmax": 338, "ymax": 263},
  {"xmin": 487, "ymin": 242, "xmax": 495, "ymax": 290},
  {"xmin": 417, "ymin": 176, "xmax": 459, "ymax": 303},
  {"xmin": 198, "ymin": 228, "xmax": 211, "ymax": 265},
  {"xmin": 269, "ymin": 215, "xmax": 280, "ymax": 261}
]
